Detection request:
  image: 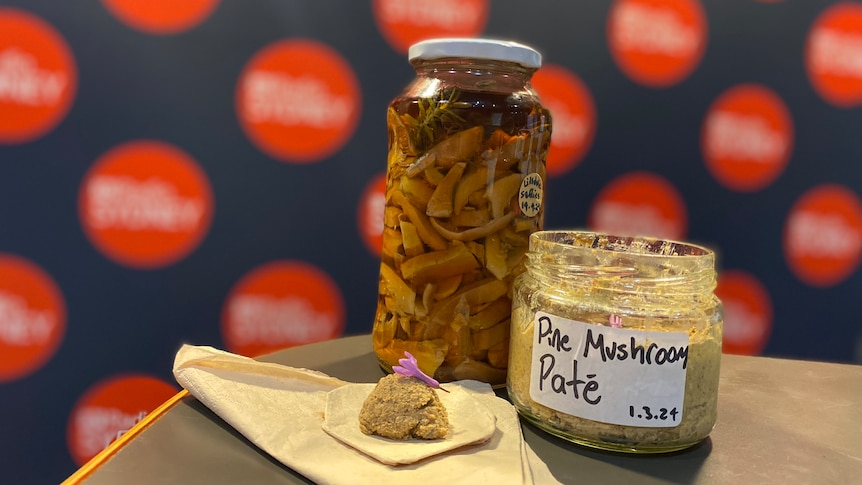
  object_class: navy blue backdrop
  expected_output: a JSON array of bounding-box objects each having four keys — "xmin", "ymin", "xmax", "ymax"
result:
[{"xmin": 0, "ymin": 1, "xmax": 860, "ymax": 483}]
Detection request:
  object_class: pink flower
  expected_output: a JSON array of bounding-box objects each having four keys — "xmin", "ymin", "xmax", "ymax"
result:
[{"xmin": 393, "ymin": 351, "xmax": 448, "ymax": 392}]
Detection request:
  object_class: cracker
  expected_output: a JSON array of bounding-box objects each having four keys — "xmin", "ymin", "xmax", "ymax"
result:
[{"xmin": 322, "ymin": 381, "xmax": 496, "ymax": 465}]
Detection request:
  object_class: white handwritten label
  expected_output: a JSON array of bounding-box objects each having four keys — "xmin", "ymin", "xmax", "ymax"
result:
[
  {"xmin": 519, "ymin": 172, "xmax": 543, "ymax": 217},
  {"xmin": 529, "ymin": 311, "xmax": 689, "ymax": 427}
]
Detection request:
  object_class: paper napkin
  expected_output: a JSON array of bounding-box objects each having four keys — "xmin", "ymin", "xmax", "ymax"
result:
[{"xmin": 173, "ymin": 344, "xmax": 561, "ymax": 485}]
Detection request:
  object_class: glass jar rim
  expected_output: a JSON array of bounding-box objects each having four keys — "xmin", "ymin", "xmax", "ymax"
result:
[
  {"xmin": 529, "ymin": 231, "xmax": 714, "ymax": 259},
  {"xmin": 408, "ymin": 38, "xmax": 542, "ymax": 69},
  {"xmin": 525, "ymin": 231, "xmax": 717, "ymax": 289}
]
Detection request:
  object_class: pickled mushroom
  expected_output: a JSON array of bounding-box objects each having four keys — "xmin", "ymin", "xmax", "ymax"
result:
[
  {"xmin": 486, "ymin": 128, "xmax": 511, "ymax": 149},
  {"xmin": 399, "ymin": 220, "xmax": 424, "ymax": 258},
  {"xmin": 391, "ymin": 191, "xmax": 449, "ymax": 251},
  {"xmin": 376, "ymin": 339, "xmax": 449, "ymax": 378},
  {"xmin": 486, "ymin": 338, "xmax": 509, "ymax": 369},
  {"xmin": 469, "ymin": 297, "xmax": 511, "ymax": 330},
  {"xmin": 483, "ymin": 233, "xmax": 506, "ymax": 280},
  {"xmin": 451, "ymin": 359, "xmax": 508, "ymax": 383},
  {"xmin": 405, "ymin": 152, "xmax": 436, "ymax": 178},
  {"xmin": 388, "ymin": 107, "xmax": 418, "ymax": 156},
  {"xmin": 467, "ymin": 191, "xmax": 489, "ymax": 209},
  {"xmin": 488, "ymin": 173, "xmax": 522, "ymax": 219},
  {"xmin": 466, "ymin": 241, "xmax": 484, "ymax": 263},
  {"xmin": 387, "ymin": 144, "xmax": 409, "ymax": 173},
  {"xmin": 453, "ymin": 166, "xmax": 490, "ymax": 215},
  {"xmin": 491, "ymin": 132, "xmax": 545, "ymax": 170},
  {"xmin": 442, "ymin": 317, "xmax": 472, "ymax": 368},
  {"xmin": 399, "ymin": 175, "xmax": 434, "ymax": 208},
  {"xmin": 421, "ymin": 283, "xmax": 436, "ymax": 315},
  {"xmin": 424, "ymin": 166, "xmax": 445, "ymax": 185},
  {"xmin": 373, "ymin": 85, "xmax": 551, "ymax": 385},
  {"xmin": 426, "ymin": 162, "xmax": 466, "ymax": 217},
  {"xmin": 449, "ymin": 208, "xmax": 490, "ymax": 228},
  {"xmin": 383, "ymin": 206, "xmax": 402, "ymax": 229},
  {"xmin": 471, "ymin": 319, "xmax": 509, "ymax": 350},
  {"xmin": 400, "ymin": 241, "xmax": 480, "ymax": 285},
  {"xmin": 428, "ymin": 125, "xmax": 483, "ymax": 167},
  {"xmin": 381, "ymin": 227, "xmax": 404, "ymax": 263},
  {"xmin": 379, "ymin": 263, "xmax": 415, "ymax": 316},
  {"xmin": 430, "ymin": 278, "xmax": 508, "ymax": 326},
  {"xmin": 405, "ymin": 126, "xmax": 483, "ymax": 177},
  {"xmin": 433, "ymin": 275, "xmax": 462, "ymax": 300},
  {"xmin": 373, "ymin": 313, "xmax": 398, "ymax": 350},
  {"xmin": 430, "ymin": 212, "xmax": 516, "ymax": 242}
]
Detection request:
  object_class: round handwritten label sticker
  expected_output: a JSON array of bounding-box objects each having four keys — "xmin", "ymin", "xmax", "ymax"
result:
[
  {"xmin": 373, "ymin": 0, "xmax": 489, "ymax": 54},
  {"xmin": 716, "ymin": 270, "xmax": 773, "ymax": 355},
  {"xmin": 531, "ymin": 64, "xmax": 596, "ymax": 177},
  {"xmin": 236, "ymin": 39, "xmax": 361, "ymax": 163},
  {"xmin": 78, "ymin": 140, "xmax": 214, "ymax": 269},
  {"xmin": 519, "ymin": 173, "xmax": 544, "ymax": 218},
  {"xmin": 358, "ymin": 173, "xmax": 387, "ymax": 257},
  {"xmin": 222, "ymin": 261, "xmax": 346, "ymax": 357},
  {"xmin": 589, "ymin": 171, "xmax": 688, "ymax": 240},
  {"xmin": 67, "ymin": 374, "xmax": 178, "ymax": 466},
  {"xmin": 805, "ymin": 2, "xmax": 862, "ymax": 108},
  {"xmin": 702, "ymin": 84, "xmax": 794, "ymax": 192},
  {"xmin": 0, "ymin": 8, "xmax": 77, "ymax": 144},
  {"xmin": 101, "ymin": 0, "xmax": 219, "ymax": 35},
  {"xmin": 607, "ymin": 0, "xmax": 707, "ymax": 88},
  {"xmin": 0, "ymin": 254, "xmax": 66, "ymax": 382},
  {"xmin": 783, "ymin": 184, "xmax": 862, "ymax": 287}
]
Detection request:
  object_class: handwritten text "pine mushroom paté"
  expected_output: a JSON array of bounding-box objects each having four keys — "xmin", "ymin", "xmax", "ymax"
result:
[{"xmin": 535, "ymin": 315, "xmax": 690, "ymax": 405}]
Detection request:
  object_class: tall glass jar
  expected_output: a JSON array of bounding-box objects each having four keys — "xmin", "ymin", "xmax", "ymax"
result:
[
  {"xmin": 372, "ymin": 39, "xmax": 552, "ymax": 386},
  {"xmin": 508, "ymin": 231, "xmax": 723, "ymax": 453}
]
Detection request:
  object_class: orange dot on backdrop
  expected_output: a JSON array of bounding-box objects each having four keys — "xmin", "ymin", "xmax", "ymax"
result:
[
  {"xmin": 805, "ymin": 1, "xmax": 862, "ymax": 108},
  {"xmin": 531, "ymin": 64, "xmax": 597, "ymax": 177},
  {"xmin": 372, "ymin": 0, "xmax": 489, "ymax": 54},
  {"xmin": 221, "ymin": 261, "xmax": 346, "ymax": 357},
  {"xmin": 101, "ymin": 0, "xmax": 219, "ymax": 35},
  {"xmin": 235, "ymin": 39, "xmax": 361, "ymax": 164},
  {"xmin": 783, "ymin": 184, "xmax": 862, "ymax": 287},
  {"xmin": 358, "ymin": 173, "xmax": 387, "ymax": 257},
  {"xmin": 78, "ymin": 140, "xmax": 215, "ymax": 270},
  {"xmin": 0, "ymin": 8, "xmax": 77, "ymax": 144},
  {"xmin": 589, "ymin": 171, "xmax": 688, "ymax": 241},
  {"xmin": 607, "ymin": 0, "xmax": 707, "ymax": 88},
  {"xmin": 66, "ymin": 374, "xmax": 178, "ymax": 466},
  {"xmin": 716, "ymin": 270, "xmax": 773, "ymax": 356},
  {"xmin": 0, "ymin": 254, "xmax": 66, "ymax": 382},
  {"xmin": 701, "ymin": 83, "xmax": 794, "ymax": 192}
]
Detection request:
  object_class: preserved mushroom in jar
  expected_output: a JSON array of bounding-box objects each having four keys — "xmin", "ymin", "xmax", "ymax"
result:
[{"xmin": 372, "ymin": 39, "xmax": 551, "ymax": 385}]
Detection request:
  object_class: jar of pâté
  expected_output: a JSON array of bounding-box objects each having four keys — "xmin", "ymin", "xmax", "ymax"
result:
[{"xmin": 507, "ymin": 231, "xmax": 722, "ymax": 453}]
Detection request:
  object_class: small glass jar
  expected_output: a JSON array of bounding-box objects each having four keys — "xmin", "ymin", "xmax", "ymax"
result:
[
  {"xmin": 372, "ymin": 38, "xmax": 552, "ymax": 386},
  {"xmin": 507, "ymin": 231, "xmax": 722, "ymax": 453}
]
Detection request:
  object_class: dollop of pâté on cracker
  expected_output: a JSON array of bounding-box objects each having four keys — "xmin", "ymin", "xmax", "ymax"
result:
[{"xmin": 358, "ymin": 374, "xmax": 449, "ymax": 440}]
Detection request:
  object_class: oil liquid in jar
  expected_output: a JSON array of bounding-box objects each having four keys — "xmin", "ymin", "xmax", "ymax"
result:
[{"xmin": 372, "ymin": 39, "xmax": 552, "ymax": 386}]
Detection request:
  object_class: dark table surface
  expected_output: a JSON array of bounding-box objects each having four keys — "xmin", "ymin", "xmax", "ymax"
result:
[{"xmin": 68, "ymin": 334, "xmax": 862, "ymax": 485}]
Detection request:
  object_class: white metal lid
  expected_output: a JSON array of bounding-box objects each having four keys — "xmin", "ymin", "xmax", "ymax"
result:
[{"xmin": 408, "ymin": 38, "xmax": 542, "ymax": 69}]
